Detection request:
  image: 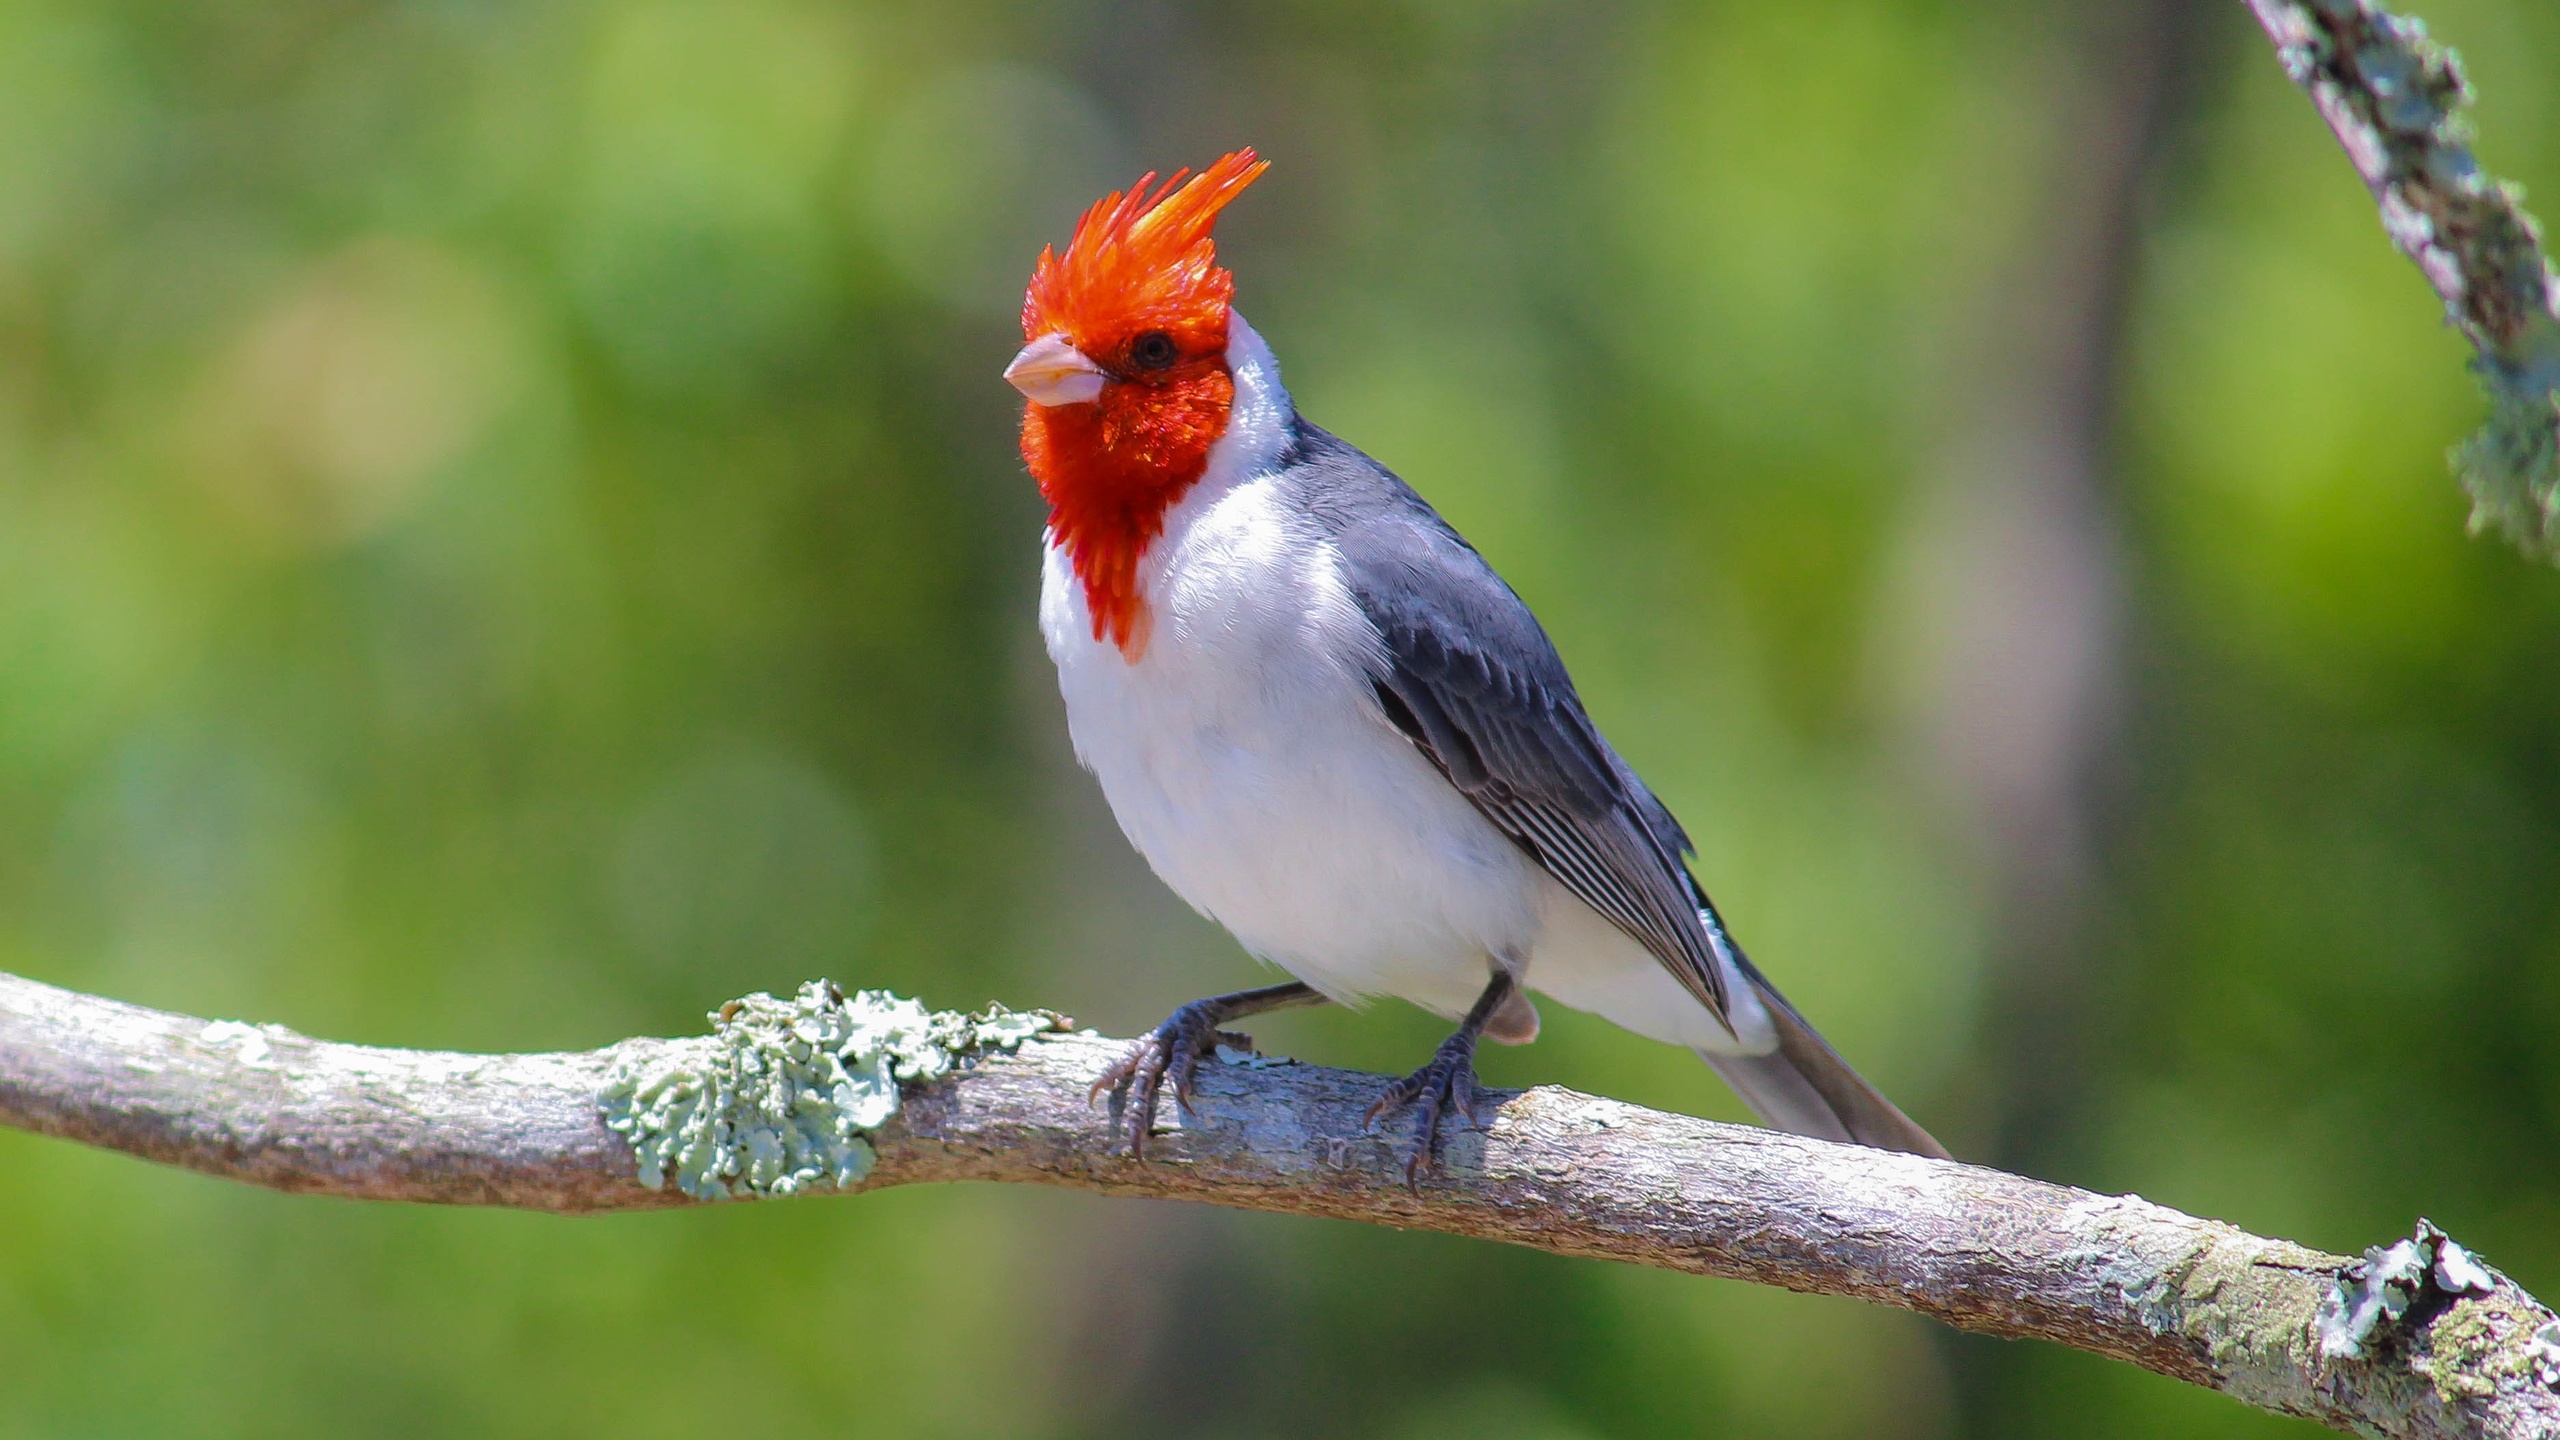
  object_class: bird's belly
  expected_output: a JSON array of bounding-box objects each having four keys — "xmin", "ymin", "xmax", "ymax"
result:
[
  {"xmin": 1070, "ymin": 656, "xmax": 1539, "ymax": 1017},
  {"xmin": 1045, "ymin": 535, "xmax": 1537, "ymax": 1019}
]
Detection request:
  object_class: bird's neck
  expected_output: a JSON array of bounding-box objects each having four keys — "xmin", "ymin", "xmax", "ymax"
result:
[{"xmin": 1025, "ymin": 312, "xmax": 1292, "ymax": 659}]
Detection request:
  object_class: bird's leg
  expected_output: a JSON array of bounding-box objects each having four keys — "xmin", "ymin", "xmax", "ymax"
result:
[
  {"xmin": 1091, "ymin": 981, "xmax": 1327, "ymax": 1158},
  {"xmin": 1365, "ymin": 970, "xmax": 1518, "ymax": 1185}
]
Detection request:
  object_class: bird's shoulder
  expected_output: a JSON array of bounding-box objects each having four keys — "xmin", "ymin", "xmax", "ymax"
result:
[
  {"xmin": 1270, "ymin": 419, "xmax": 1687, "ymax": 847},
  {"xmin": 1272, "ymin": 420, "xmax": 1572, "ymax": 691}
]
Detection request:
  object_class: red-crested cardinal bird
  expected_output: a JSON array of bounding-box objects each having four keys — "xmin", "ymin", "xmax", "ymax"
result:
[{"xmin": 1007, "ymin": 150, "xmax": 1948, "ymax": 1175}]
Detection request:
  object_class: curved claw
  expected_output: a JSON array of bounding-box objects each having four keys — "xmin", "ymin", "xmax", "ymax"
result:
[
  {"xmin": 1089, "ymin": 1005, "xmax": 1233, "ymax": 1159},
  {"xmin": 1366, "ymin": 1037, "xmax": 1486, "ymax": 1186},
  {"xmin": 1087, "ymin": 1032, "xmax": 1162, "ymax": 1108},
  {"xmin": 1361, "ymin": 1078, "xmax": 1414, "ymax": 1131}
]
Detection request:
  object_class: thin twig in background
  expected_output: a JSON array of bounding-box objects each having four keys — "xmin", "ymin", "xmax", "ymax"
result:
[
  {"xmin": 2245, "ymin": 0, "xmax": 2560, "ymax": 556},
  {"xmin": 4, "ymin": 968, "xmax": 2558, "ymax": 1439}
]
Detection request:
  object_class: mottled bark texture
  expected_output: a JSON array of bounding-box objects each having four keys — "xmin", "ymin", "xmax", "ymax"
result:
[
  {"xmin": 2245, "ymin": 0, "xmax": 2560, "ymax": 556},
  {"xmin": 3, "ymin": 969, "xmax": 2556, "ymax": 1438}
]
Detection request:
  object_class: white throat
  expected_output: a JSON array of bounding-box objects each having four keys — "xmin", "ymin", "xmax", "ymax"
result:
[{"xmin": 1206, "ymin": 309, "xmax": 1293, "ymax": 487}]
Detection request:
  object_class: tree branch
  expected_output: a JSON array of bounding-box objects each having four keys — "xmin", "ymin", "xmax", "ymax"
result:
[
  {"xmin": 4, "ymin": 969, "xmax": 2558, "ymax": 1437},
  {"xmin": 2244, "ymin": 0, "xmax": 2560, "ymax": 558}
]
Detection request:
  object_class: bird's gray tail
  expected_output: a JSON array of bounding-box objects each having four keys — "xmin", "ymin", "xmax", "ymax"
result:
[{"xmin": 1693, "ymin": 952, "xmax": 1950, "ymax": 1160}]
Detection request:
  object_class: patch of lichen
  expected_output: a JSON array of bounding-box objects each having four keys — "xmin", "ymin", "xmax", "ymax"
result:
[
  {"xmin": 2418, "ymin": 1297, "xmax": 2532, "ymax": 1404},
  {"xmin": 2317, "ymin": 1219, "xmax": 2501, "ymax": 1364},
  {"xmin": 2179, "ymin": 1247, "xmax": 2320, "ymax": 1368},
  {"xmin": 2457, "ymin": 386, "xmax": 2560, "ymax": 560},
  {"xmin": 599, "ymin": 981, "xmax": 1066, "ymax": 1201},
  {"xmin": 2125, "ymin": 1234, "xmax": 2333, "ymax": 1414}
]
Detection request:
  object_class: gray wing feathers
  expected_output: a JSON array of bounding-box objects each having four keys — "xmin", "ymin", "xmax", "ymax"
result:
[{"xmin": 1288, "ymin": 424, "xmax": 1729, "ymax": 1020}]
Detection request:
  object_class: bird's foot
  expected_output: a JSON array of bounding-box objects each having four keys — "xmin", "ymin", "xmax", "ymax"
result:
[
  {"xmin": 1365, "ymin": 1028, "xmax": 1486, "ymax": 1186},
  {"xmin": 1088, "ymin": 1001, "xmax": 1251, "ymax": 1159}
]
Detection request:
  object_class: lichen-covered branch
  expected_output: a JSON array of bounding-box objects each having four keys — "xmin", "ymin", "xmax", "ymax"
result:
[
  {"xmin": 2245, "ymin": 0, "xmax": 2560, "ymax": 558},
  {"xmin": 3, "ymin": 970, "xmax": 2556, "ymax": 1438}
]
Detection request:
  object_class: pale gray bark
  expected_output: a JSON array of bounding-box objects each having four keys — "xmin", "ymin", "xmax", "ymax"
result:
[{"xmin": 3, "ymin": 967, "xmax": 2556, "ymax": 1438}]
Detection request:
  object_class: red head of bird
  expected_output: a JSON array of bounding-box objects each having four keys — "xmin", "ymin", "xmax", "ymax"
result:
[{"xmin": 1008, "ymin": 150, "xmax": 1270, "ymax": 656}]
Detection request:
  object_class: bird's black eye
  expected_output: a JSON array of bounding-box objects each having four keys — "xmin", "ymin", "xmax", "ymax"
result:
[{"xmin": 1128, "ymin": 331, "xmax": 1179, "ymax": 371}]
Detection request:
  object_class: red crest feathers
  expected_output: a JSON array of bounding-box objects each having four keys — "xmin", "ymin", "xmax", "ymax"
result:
[
  {"xmin": 1018, "ymin": 151, "xmax": 1268, "ymax": 659},
  {"xmin": 1022, "ymin": 150, "xmax": 1268, "ymax": 345}
]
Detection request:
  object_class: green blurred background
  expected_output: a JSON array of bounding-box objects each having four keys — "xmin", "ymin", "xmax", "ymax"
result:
[{"xmin": 2, "ymin": 0, "xmax": 2557, "ymax": 1434}]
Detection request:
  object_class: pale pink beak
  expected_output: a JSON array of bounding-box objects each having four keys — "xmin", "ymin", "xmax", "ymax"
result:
[{"xmin": 1004, "ymin": 333, "xmax": 1107, "ymax": 407}]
